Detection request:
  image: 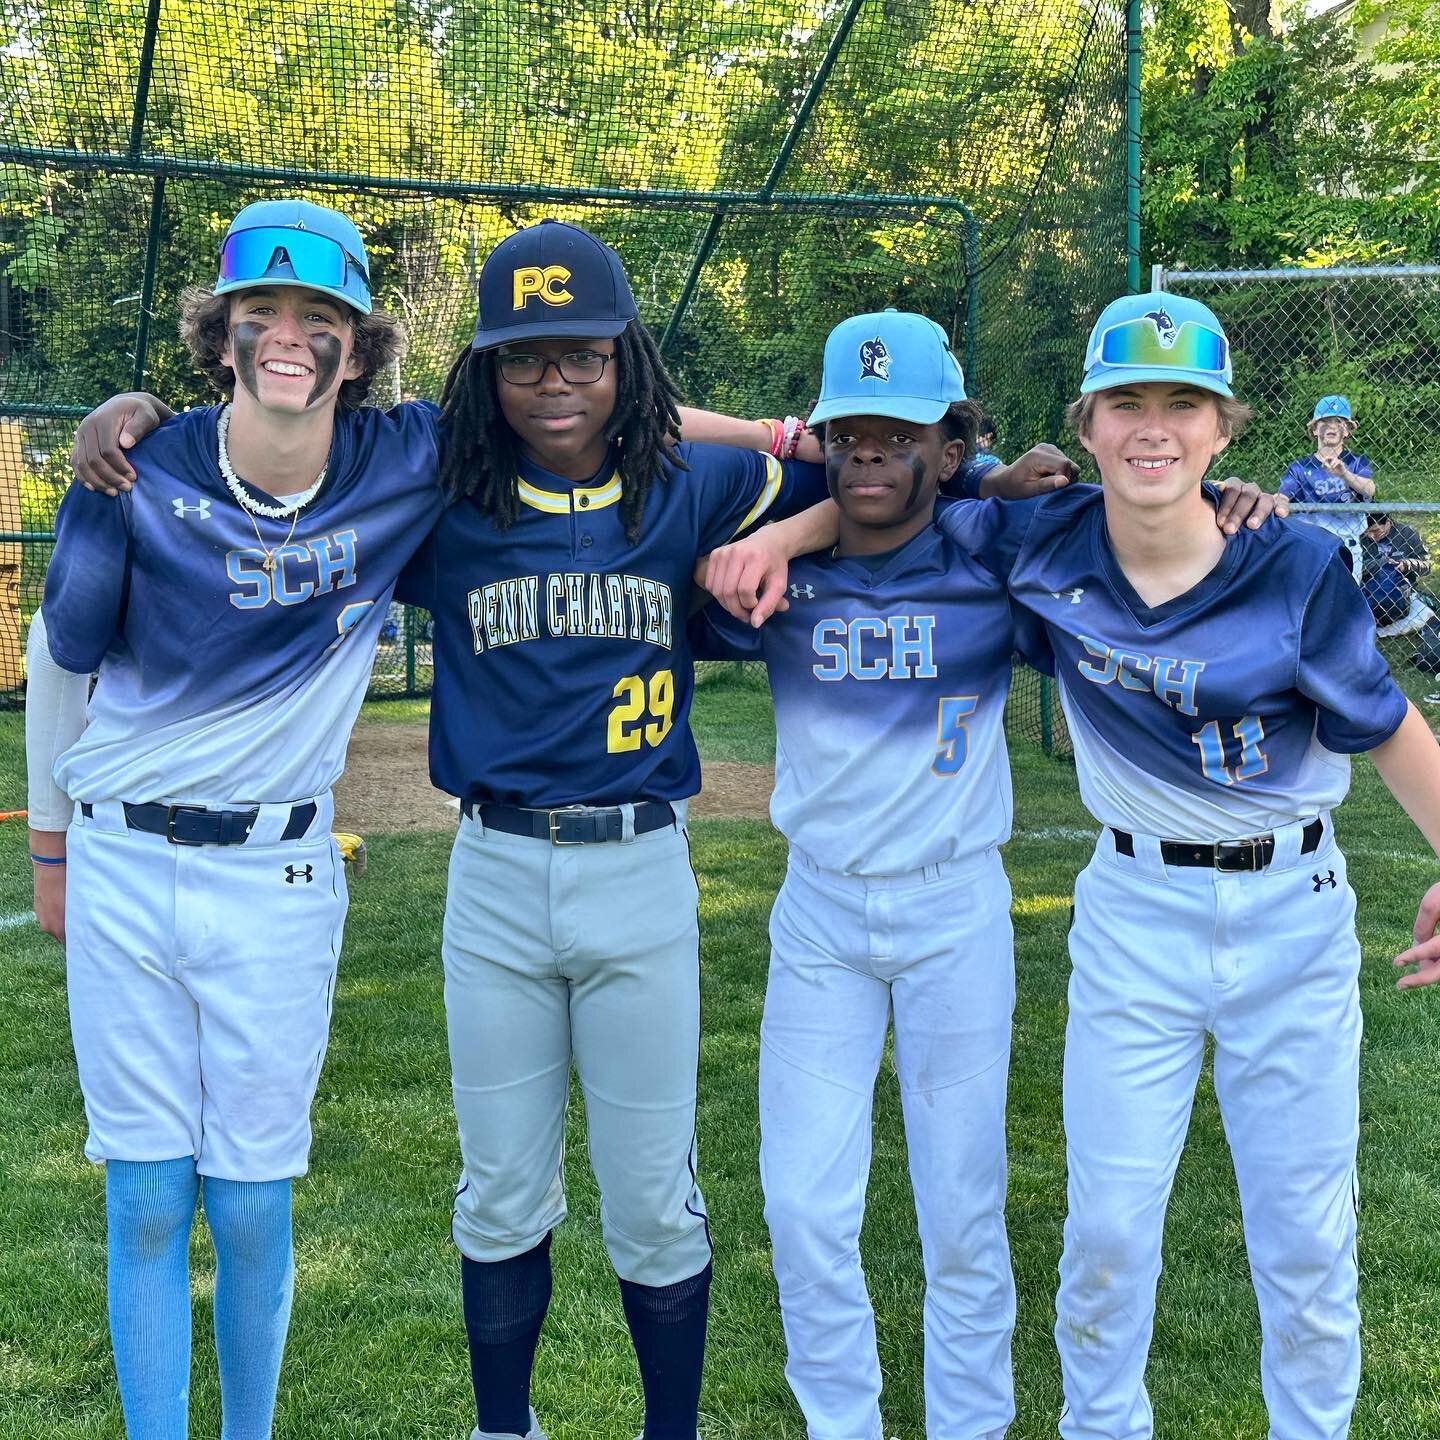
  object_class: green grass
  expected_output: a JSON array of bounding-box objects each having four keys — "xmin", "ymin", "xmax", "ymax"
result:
[{"xmin": 4, "ymin": 695, "xmax": 1440, "ymax": 1438}]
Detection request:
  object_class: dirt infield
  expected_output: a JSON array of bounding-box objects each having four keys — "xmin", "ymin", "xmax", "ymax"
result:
[{"xmin": 334, "ymin": 721, "xmax": 774, "ymax": 834}]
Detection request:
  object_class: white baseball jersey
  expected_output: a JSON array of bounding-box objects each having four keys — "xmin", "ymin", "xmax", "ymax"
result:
[
  {"xmin": 43, "ymin": 402, "xmax": 445, "ymax": 806},
  {"xmin": 693, "ymin": 518, "xmax": 1016, "ymax": 874}
]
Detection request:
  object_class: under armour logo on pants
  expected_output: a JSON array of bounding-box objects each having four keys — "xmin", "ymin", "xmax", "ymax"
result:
[
  {"xmin": 285, "ymin": 864, "xmax": 314, "ymax": 885},
  {"xmin": 1312, "ymin": 871, "xmax": 1337, "ymax": 892}
]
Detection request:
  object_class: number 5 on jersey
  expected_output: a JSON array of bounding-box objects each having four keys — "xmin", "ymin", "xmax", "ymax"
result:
[
  {"xmin": 608, "ymin": 670, "xmax": 675, "ymax": 752},
  {"xmin": 932, "ymin": 695, "xmax": 979, "ymax": 776}
]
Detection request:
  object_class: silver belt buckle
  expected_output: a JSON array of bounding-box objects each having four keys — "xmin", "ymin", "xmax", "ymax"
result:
[
  {"xmin": 1215, "ymin": 834, "xmax": 1267, "ymax": 872},
  {"xmin": 547, "ymin": 806, "xmax": 588, "ymax": 846},
  {"xmin": 163, "ymin": 803, "xmax": 209, "ymax": 846}
]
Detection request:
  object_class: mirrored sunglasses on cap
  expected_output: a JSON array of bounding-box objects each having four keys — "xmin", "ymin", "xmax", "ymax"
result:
[
  {"xmin": 218, "ymin": 226, "xmax": 370, "ymax": 293},
  {"xmin": 1092, "ymin": 316, "xmax": 1229, "ymax": 374}
]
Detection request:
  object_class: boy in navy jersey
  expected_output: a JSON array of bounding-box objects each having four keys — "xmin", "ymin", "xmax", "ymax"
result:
[
  {"xmin": 27, "ymin": 201, "xmax": 445, "ymax": 1439},
  {"xmin": 1278, "ymin": 394, "xmax": 1376, "ymax": 579},
  {"xmin": 710, "ymin": 293, "xmax": 1440, "ymax": 1440}
]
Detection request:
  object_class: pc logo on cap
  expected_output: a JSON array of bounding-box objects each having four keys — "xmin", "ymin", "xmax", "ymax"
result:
[
  {"xmin": 472, "ymin": 219, "xmax": 639, "ymax": 349},
  {"xmin": 215, "ymin": 200, "xmax": 372, "ymax": 314},
  {"xmin": 809, "ymin": 310, "xmax": 966, "ymax": 427},
  {"xmin": 1080, "ymin": 290, "xmax": 1233, "ymax": 398},
  {"xmin": 1311, "ymin": 394, "xmax": 1353, "ymax": 425}
]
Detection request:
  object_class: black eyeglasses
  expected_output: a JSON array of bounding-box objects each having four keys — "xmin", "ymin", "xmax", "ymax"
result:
[{"xmin": 496, "ymin": 349, "xmax": 614, "ymax": 386}]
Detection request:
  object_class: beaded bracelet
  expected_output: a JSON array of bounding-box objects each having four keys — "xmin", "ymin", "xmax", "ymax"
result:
[
  {"xmin": 781, "ymin": 415, "xmax": 807, "ymax": 460},
  {"xmin": 30, "ymin": 853, "xmax": 66, "ymax": 866}
]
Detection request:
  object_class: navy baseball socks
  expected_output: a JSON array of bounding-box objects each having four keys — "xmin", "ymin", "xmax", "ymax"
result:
[
  {"xmin": 462, "ymin": 1234, "xmax": 554, "ymax": 1438},
  {"xmin": 619, "ymin": 1262, "xmax": 711, "ymax": 1440},
  {"xmin": 460, "ymin": 1240, "xmax": 708, "ymax": 1439}
]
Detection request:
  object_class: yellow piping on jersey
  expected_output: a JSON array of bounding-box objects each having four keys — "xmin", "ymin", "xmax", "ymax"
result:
[
  {"xmin": 517, "ymin": 472, "xmax": 622, "ymax": 514},
  {"xmin": 730, "ymin": 454, "xmax": 783, "ymax": 537}
]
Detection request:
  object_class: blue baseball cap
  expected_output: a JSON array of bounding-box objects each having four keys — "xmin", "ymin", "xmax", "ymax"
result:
[
  {"xmin": 1311, "ymin": 394, "xmax": 1353, "ymax": 425},
  {"xmin": 215, "ymin": 199, "xmax": 372, "ymax": 314},
  {"xmin": 1080, "ymin": 291, "xmax": 1233, "ymax": 398},
  {"xmin": 808, "ymin": 309, "xmax": 967, "ymax": 426},
  {"xmin": 472, "ymin": 219, "xmax": 638, "ymax": 350}
]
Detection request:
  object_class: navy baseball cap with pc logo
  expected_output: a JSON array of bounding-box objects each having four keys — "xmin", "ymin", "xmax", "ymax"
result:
[
  {"xmin": 809, "ymin": 309, "xmax": 967, "ymax": 426},
  {"xmin": 472, "ymin": 219, "xmax": 639, "ymax": 349}
]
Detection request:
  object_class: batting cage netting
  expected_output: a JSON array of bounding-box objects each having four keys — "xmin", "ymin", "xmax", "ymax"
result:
[{"xmin": 0, "ymin": 0, "xmax": 1130, "ymax": 755}]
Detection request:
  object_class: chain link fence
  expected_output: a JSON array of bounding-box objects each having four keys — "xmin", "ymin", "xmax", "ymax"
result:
[
  {"xmin": 0, "ymin": 0, "xmax": 1129, "ymax": 758},
  {"xmin": 1156, "ymin": 264, "xmax": 1440, "ymax": 500}
]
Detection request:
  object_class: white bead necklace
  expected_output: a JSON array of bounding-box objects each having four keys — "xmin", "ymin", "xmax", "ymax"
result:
[{"xmin": 216, "ymin": 404, "xmax": 329, "ymax": 575}]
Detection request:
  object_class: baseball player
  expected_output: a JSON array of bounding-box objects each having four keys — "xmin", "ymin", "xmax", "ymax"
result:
[
  {"xmin": 27, "ymin": 199, "xmax": 446, "ymax": 1438},
  {"xmin": 692, "ymin": 311, "xmax": 1021, "ymax": 1440},
  {"xmin": 929, "ymin": 296, "xmax": 1440, "ymax": 1438},
  {"xmin": 1278, "ymin": 394, "xmax": 1376, "ymax": 580}
]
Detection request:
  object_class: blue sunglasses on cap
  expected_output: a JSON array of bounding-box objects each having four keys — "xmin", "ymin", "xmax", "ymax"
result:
[
  {"xmin": 218, "ymin": 226, "xmax": 370, "ymax": 308},
  {"xmin": 1091, "ymin": 316, "xmax": 1230, "ymax": 374}
]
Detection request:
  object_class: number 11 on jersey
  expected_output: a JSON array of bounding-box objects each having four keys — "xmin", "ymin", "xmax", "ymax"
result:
[{"xmin": 1191, "ymin": 714, "xmax": 1268, "ymax": 785}]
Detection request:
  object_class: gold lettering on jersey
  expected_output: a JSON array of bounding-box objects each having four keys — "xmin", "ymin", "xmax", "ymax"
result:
[
  {"xmin": 467, "ymin": 576, "xmax": 541, "ymax": 653},
  {"xmin": 1075, "ymin": 634, "xmax": 1205, "ymax": 717}
]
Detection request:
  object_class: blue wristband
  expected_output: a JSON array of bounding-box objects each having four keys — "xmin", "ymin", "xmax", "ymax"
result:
[{"xmin": 30, "ymin": 852, "xmax": 66, "ymax": 866}]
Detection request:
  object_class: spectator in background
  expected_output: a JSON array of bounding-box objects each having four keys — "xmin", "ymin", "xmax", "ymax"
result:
[
  {"xmin": 1278, "ymin": 394, "xmax": 1376, "ymax": 580},
  {"xmin": 1361, "ymin": 510, "xmax": 1434, "ymax": 637}
]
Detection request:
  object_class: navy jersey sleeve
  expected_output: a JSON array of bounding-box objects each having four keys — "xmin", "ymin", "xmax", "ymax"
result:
[
  {"xmin": 933, "ymin": 494, "xmax": 1044, "ymax": 582},
  {"xmin": 945, "ymin": 454, "xmax": 1000, "ymax": 501},
  {"xmin": 1278, "ymin": 460, "xmax": 1306, "ymax": 498},
  {"xmin": 1297, "ymin": 552, "xmax": 1407, "ymax": 752},
  {"xmin": 687, "ymin": 600, "xmax": 764, "ymax": 663},
  {"xmin": 395, "ymin": 523, "xmax": 438, "ymax": 610},
  {"xmin": 41, "ymin": 483, "xmax": 132, "ymax": 673},
  {"xmin": 389, "ymin": 397, "xmax": 446, "ymax": 467},
  {"xmin": 691, "ymin": 444, "xmax": 829, "ymax": 553},
  {"xmin": 1349, "ymin": 451, "xmax": 1373, "ymax": 481}
]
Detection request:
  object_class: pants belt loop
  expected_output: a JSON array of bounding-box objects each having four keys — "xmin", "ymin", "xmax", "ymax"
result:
[
  {"xmin": 619, "ymin": 802, "xmax": 637, "ymax": 844},
  {"xmin": 923, "ymin": 861, "xmax": 942, "ymax": 884},
  {"xmin": 1109, "ymin": 827, "xmax": 1168, "ymax": 880},
  {"xmin": 245, "ymin": 802, "xmax": 291, "ymax": 848},
  {"xmin": 1269, "ymin": 815, "xmax": 1323, "ymax": 872}
]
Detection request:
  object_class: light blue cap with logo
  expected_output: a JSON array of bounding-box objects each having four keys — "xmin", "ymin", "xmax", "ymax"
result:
[
  {"xmin": 1080, "ymin": 290, "xmax": 1233, "ymax": 398},
  {"xmin": 1311, "ymin": 394, "xmax": 1353, "ymax": 424},
  {"xmin": 215, "ymin": 199, "xmax": 372, "ymax": 314},
  {"xmin": 808, "ymin": 309, "xmax": 967, "ymax": 426}
]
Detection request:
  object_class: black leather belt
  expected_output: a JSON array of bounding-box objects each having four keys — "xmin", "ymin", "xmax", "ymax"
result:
[
  {"xmin": 461, "ymin": 799, "xmax": 677, "ymax": 845},
  {"xmin": 1111, "ymin": 817, "xmax": 1323, "ymax": 873},
  {"xmin": 80, "ymin": 800, "xmax": 318, "ymax": 847}
]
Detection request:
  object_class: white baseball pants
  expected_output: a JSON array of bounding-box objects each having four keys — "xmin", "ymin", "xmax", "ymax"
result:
[
  {"xmin": 1056, "ymin": 818, "xmax": 1361, "ymax": 1440},
  {"xmin": 442, "ymin": 810, "xmax": 712, "ymax": 1288},
  {"xmin": 65, "ymin": 794, "xmax": 344, "ymax": 1180},
  {"xmin": 760, "ymin": 845, "xmax": 1017, "ymax": 1440}
]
